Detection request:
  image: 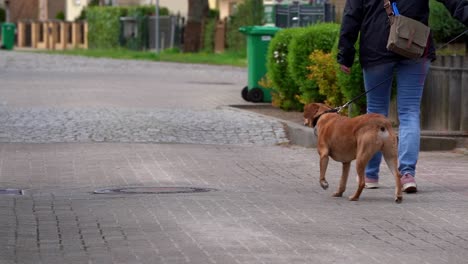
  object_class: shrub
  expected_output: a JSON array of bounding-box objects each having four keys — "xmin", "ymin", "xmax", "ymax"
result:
[
  {"xmin": 202, "ymin": 10, "xmax": 219, "ymax": 53},
  {"xmin": 288, "ymin": 23, "xmax": 340, "ymax": 104},
  {"xmin": 87, "ymin": 6, "xmax": 169, "ymax": 50},
  {"xmin": 306, "ymin": 50, "xmax": 345, "ymax": 107},
  {"xmin": 55, "ymin": 11, "xmax": 65, "ymax": 20},
  {"xmin": 0, "ymin": 8, "xmax": 5, "ymax": 23},
  {"xmin": 429, "ymin": 0, "xmax": 466, "ymax": 44},
  {"xmin": 332, "ymin": 37, "xmax": 365, "ymax": 115},
  {"xmin": 87, "ymin": 6, "xmax": 128, "ymax": 49},
  {"xmin": 266, "ymin": 27, "xmax": 303, "ymax": 111}
]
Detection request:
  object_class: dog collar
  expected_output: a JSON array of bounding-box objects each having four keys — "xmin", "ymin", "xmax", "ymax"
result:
[{"xmin": 312, "ymin": 108, "xmax": 339, "ymax": 128}]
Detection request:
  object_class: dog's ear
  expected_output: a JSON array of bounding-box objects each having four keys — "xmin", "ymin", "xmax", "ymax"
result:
[
  {"xmin": 304, "ymin": 103, "xmax": 332, "ymax": 127},
  {"xmin": 303, "ymin": 103, "xmax": 321, "ymax": 127}
]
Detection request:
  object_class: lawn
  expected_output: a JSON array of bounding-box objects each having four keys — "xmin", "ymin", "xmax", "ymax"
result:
[{"xmin": 42, "ymin": 48, "xmax": 248, "ymax": 68}]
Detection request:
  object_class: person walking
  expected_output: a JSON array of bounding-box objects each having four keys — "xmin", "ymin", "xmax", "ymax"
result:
[{"xmin": 337, "ymin": 0, "xmax": 467, "ymax": 192}]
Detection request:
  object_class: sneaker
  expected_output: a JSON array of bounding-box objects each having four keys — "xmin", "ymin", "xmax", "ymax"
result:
[
  {"xmin": 401, "ymin": 173, "xmax": 418, "ymax": 193},
  {"xmin": 357, "ymin": 176, "xmax": 379, "ymax": 189}
]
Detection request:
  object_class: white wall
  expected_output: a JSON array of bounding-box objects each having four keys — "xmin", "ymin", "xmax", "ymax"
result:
[
  {"xmin": 66, "ymin": 0, "xmax": 89, "ymax": 21},
  {"xmin": 146, "ymin": 0, "xmax": 188, "ymax": 16}
]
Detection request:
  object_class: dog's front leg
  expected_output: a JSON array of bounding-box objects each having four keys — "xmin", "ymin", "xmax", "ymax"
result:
[
  {"xmin": 333, "ymin": 162, "xmax": 350, "ymax": 197},
  {"xmin": 319, "ymin": 153, "xmax": 330, "ymax": 190}
]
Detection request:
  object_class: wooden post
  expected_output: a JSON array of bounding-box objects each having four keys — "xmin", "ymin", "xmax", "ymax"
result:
[
  {"xmin": 31, "ymin": 22, "xmax": 38, "ymax": 49},
  {"xmin": 460, "ymin": 56, "xmax": 468, "ymax": 132},
  {"xmin": 17, "ymin": 21, "xmax": 25, "ymax": 48},
  {"xmin": 83, "ymin": 22, "xmax": 88, "ymax": 49},
  {"xmin": 48, "ymin": 21, "xmax": 57, "ymax": 50},
  {"xmin": 71, "ymin": 22, "xmax": 78, "ymax": 48},
  {"xmin": 448, "ymin": 56, "xmax": 462, "ymax": 131},
  {"xmin": 57, "ymin": 22, "xmax": 67, "ymax": 50}
]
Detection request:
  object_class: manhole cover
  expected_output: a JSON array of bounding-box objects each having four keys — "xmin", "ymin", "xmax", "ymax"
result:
[
  {"xmin": 93, "ymin": 187, "xmax": 214, "ymax": 195},
  {"xmin": 0, "ymin": 189, "xmax": 24, "ymax": 195}
]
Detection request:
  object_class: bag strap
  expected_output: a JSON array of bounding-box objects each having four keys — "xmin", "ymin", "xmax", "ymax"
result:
[{"xmin": 383, "ymin": 0, "xmax": 395, "ymax": 24}]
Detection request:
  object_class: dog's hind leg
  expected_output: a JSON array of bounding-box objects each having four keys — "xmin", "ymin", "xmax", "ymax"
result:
[
  {"xmin": 349, "ymin": 158, "xmax": 367, "ymax": 201},
  {"xmin": 382, "ymin": 142, "xmax": 403, "ymax": 203},
  {"xmin": 333, "ymin": 162, "xmax": 350, "ymax": 197},
  {"xmin": 319, "ymin": 152, "xmax": 330, "ymax": 190},
  {"xmin": 349, "ymin": 141, "xmax": 374, "ymax": 201}
]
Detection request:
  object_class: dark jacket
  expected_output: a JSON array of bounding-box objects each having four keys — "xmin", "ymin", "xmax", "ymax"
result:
[{"xmin": 337, "ymin": 0, "xmax": 468, "ymax": 68}]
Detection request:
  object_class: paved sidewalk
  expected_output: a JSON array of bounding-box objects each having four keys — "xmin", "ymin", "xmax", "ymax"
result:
[
  {"xmin": 0, "ymin": 51, "xmax": 467, "ymax": 264},
  {"xmin": 0, "ymin": 143, "xmax": 467, "ymax": 264}
]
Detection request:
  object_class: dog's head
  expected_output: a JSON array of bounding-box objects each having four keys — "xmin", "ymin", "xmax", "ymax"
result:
[{"xmin": 303, "ymin": 103, "xmax": 332, "ymax": 127}]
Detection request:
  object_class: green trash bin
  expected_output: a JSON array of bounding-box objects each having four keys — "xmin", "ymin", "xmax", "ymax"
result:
[
  {"xmin": 1, "ymin": 23, "xmax": 16, "ymax": 50},
  {"xmin": 239, "ymin": 25, "xmax": 280, "ymax": 103}
]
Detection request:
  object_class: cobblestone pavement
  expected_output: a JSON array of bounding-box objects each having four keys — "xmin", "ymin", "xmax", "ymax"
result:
[
  {"xmin": 0, "ymin": 51, "xmax": 287, "ymax": 145},
  {"xmin": 0, "ymin": 51, "xmax": 467, "ymax": 264}
]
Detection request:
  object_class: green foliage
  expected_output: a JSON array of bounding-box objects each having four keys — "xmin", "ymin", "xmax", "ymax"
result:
[
  {"xmin": 203, "ymin": 18, "xmax": 217, "ymax": 53},
  {"xmin": 55, "ymin": 11, "xmax": 65, "ymax": 21},
  {"xmin": 47, "ymin": 48, "xmax": 247, "ymax": 67},
  {"xmin": 0, "ymin": 8, "xmax": 6, "ymax": 23},
  {"xmin": 332, "ymin": 38, "xmax": 365, "ymax": 115},
  {"xmin": 429, "ymin": 0, "xmax": 466, "ymax": 43},
  {"xmin": 266, "ymin": 27, "xmax": 303, "ymax": 111},
  {"xmin": 287, "ymin": 23, "xmax": 340, "ymax": 104},
  {"xmin": 226, "ymin": 0, "xmax": 264, "ymax": 54},
  {"xmin": 87, "ymin": 6, "xmax": 126, "ymax": 49},
  {"xmin": 89, "ymin": 0, "xmax": 100, "ymax": 6},
  {"xmin": 87, "ymin": 6, "xmax": 169, "ymax": 50},
  {"xmin": 306, "ymin": 50, "xmax": 345, "ymax": 107}
]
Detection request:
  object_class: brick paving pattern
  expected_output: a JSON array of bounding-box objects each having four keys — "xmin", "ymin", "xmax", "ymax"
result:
[{"xmin": 0, "ymin": 51, "xmax": 467, "ymax": 264}]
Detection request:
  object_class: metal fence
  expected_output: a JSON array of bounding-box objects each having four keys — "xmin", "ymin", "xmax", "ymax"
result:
[
  {"xmin": 120, "ymin": 15, "xmax": 184, "ymax": 51},
  {"xmin": 274, "ymin": 3, "xmax": 335, "ymax": 28}
]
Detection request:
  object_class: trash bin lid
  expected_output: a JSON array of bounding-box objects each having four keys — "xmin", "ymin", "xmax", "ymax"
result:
[{"xmin": 239, "ymin": 25, "xmax": 280, "ymax": 35}]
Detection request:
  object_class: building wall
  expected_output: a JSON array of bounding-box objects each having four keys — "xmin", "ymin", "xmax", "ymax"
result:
[
  {"xmin": 219, "ymin": 0, "xmax": 243, "ymax": 19},
  {"xmin": 66, "ymin": 0, "xmax": 89, "ymax": 21},
  {"xmin": 9, "ymin": 0, "xmax": 39, "ymax": 22},
  {"xmin": 209, "ymin": 0, "xmax": 217, "ymax": 9},
  {"xmin": 48, "ymin": 0, "xmax": 66, "ymax": 19},
  {"xmin": 117, "ymin": 0, "xmax": 142, "ymax": 5}
]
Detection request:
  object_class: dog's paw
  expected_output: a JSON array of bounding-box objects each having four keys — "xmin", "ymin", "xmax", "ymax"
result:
[
  {"xmin": 332, "ymin": 192, "xmax": 343, "ymax": 197},
  {"xmin": 395, "ymin": 196, "xmax": 403, "ymax": 204},
  {"xmin": 348, "ymin": 196, "xmax": 359, "ymax": 201},
  {"xmin": 320, "ymin": 180, "xmax": 329, "ymax": 190}
]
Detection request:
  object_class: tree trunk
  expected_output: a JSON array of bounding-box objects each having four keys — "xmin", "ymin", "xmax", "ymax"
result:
[{"xmin": 184, "ymin": 0, "xmax": 209, "ymax": 53}]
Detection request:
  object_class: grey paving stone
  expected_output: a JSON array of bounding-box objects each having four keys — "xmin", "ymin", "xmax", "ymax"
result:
[{"xmin": 0, "ymin": 51, "xmax": 467, "ymax": 264}]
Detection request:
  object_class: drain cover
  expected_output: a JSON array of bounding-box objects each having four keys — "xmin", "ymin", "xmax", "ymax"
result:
[
  {"xmin": 93, "ymin": 187, "xmax": 213, "ymax": 195},
  {"xmin": 0, "ymin": 189, "xmax": 24, "ymax": 195}
]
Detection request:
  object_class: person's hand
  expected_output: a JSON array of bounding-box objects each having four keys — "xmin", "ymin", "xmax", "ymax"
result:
[{"xmin": 340, "ymin": 65, "xmax": 351, "ymax": 74}]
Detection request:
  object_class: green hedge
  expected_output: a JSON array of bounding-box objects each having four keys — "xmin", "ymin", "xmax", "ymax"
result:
[
  {"xmin": 331, "ymin": 38, "xmax": 365, "ymax": 115},
  {"xmin": 266, "ymin": 27, "xmax": 303, "ymax": 110},
  {"xmin": 203, "ymin": 10, "xmax": 219, "ymax": 53},
  {"xmin": 429, "ymin": 0, "xmax": 466, "ymax": 43},
  {"xmin": 87, "ymin": 7, "xmax": 127, "ymax": 49},
  {"xmin": 287, "ymin": 23, "xmax": 340, "ymax": 104},
  {"xmin": 87, "ymin": 6, "xmax": 169, "ymax": 49}
]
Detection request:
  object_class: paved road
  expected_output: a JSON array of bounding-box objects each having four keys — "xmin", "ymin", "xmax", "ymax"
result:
[
  {"xmin": 0, "ymin": 51, "xmax": 287, "ymax": 145},
  {"xmin": 0, "ymin": 51, "xmax": 467, "ymax": 264}
]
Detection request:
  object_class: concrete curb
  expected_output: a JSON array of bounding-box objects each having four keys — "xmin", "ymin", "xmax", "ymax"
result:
[
  {"xmin": 284, "ymin": 121, "xmax": 317, "ymax": 147},
  {"xmin": 229, "ymin": 106, "xmax": 465, "ymax": 151}
]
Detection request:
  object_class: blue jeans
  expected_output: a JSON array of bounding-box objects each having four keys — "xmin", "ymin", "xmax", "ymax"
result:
[{"xmin": 363, "ymin": 59, "xmax": 430, "ymax": 180}]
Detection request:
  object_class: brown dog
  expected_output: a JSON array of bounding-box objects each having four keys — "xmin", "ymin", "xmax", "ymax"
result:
[{"xmin": 304, "ymin": 103, "xmax": 402, "ymax": 203}]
